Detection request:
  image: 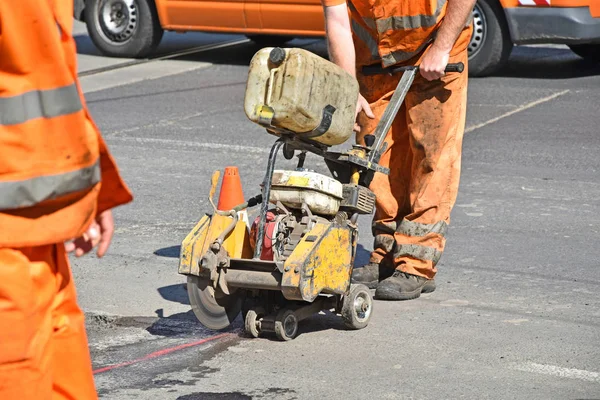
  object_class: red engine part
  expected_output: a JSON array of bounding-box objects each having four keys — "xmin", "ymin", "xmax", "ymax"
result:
[{"xmin": 250, "ymin": 212, "xmax": 278, "ymax": 261}]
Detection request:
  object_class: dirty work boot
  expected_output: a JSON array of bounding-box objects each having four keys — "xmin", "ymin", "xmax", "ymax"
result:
[
  {"xmin": 375, "ymin": 271, "xmax": 436, "ymax": 301},
  {"xmin": 351, "ymin": 262, "xmax": 395, "ymax": 289}
]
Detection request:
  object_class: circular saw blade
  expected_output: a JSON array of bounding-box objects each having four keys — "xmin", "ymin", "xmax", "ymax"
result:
[{"xmin": 187, "ymin": 276, "xmax": 242, "ymax": 330}]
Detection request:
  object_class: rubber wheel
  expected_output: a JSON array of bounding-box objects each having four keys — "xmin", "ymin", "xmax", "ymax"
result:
[
  {"xmin": 84, "ymin": 0, "xmax": 164, "ymax": 58},
  {"xmin": 274, "ymin": 309, "xmax": 298, "ymax": 341},
  {"xmin": 467, "ymin": 0, "xmax": 513, "ymax": 77},
  {"xmin": 569, "ymin": 44, "xmax": 600, "ymax": 63},
  {"xmin": 246, "ymin": 35, "xmax": 292, "ymax": 48},
  {"xmin": 244, "ymin": 308, "xmax": 264, "ymax": 338},
  {"xmin": 341, "ymin": 284, "xmax": 373, "ymax": 330}
]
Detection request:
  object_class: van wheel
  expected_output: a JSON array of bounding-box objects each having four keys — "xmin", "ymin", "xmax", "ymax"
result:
[
  {"xmin": 569, "ymin": 44, "xmax": 600, "ymax": 62},
  {"xmin": 84, "ymin": 0, "xmax": 164, "ymax": 58},
  {"xmin": 467, "ymin": 0, "xmax": 513, "ymax": 77},
  {"xmin": 246, "ymin": 35, "xmax": 292, "ymax": 48}
]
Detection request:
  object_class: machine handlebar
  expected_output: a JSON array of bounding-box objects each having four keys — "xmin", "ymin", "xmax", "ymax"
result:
[{"xmin": 362, "ymin": 62, "xmax": 464, "ymax": 76}]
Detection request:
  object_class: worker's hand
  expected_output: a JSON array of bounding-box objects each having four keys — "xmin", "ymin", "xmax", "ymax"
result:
[
  {"xmin": 419, "ymin": 46, "xmax": 450, "ymax": 81},
  {"xmin": 65, "ymin": 210, "xmax": 115, "ymax": 258},
  {"xmin": 355, "ymin": 94, "xmax": 374, "ymax": 133}
]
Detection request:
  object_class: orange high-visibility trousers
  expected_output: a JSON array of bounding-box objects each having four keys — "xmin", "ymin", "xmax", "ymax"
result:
[
  {"xmin": 357, "ymin": 50, "xmax": 469, "ymax": 280},
  {"xmin": 0, "ymin": 244, "xmax": 97, "ymax": 399}
]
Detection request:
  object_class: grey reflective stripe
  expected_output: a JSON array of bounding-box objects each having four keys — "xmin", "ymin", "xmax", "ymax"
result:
[
  {"xmin": 397, "ymin": 219, "xmax": 448, "ymax": 238},
  {"xmin": 372, "ymin": 221, "xmax": 397, "ymax": 234},
  {"xmin": 394, "ymin": 244, "xmax": 442, "ymax": 264},
  {"xmin": 0, "ymin": 84, "xmax": 83, "ymax": 126},
  {"xmin": 347, "ymin": 1, "xmax": 377, "ymax": 30},
  {"xmin": 373, "ymin": 234, "xmax": 395, "ymax": 253},
  {"xmin": 373, "ymin": 0, "xmax": 447, "ymax": 33},
  {"xmin": 381, "ymin": 37, "xmax": 434, "ymax": 67},
  {"xmin": 350, "ymin": 19, "xmax": 380, "ymax": 60},
  {"xmin": 0, "ymin": 159, "xmax": 101, "ymax": 210}
]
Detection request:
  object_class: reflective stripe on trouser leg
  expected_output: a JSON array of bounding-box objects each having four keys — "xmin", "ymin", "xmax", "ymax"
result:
[{"xmin": 370, "ymin": 232, "xmax": 395, "ymax": 265}]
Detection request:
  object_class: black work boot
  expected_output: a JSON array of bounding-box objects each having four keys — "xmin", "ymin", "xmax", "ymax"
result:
[
  {"xmin": 375, "ymin": 271, "xmax": 436, "ymax": 300},
  {"xmin": 351, "ymin": 262, "xmax": 395, "ymax": 289}
]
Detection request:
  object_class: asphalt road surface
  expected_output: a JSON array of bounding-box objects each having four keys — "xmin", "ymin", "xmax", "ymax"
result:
[{"xmin": 74, "ymin": 22, "xmax": 600, "ymax": 399}]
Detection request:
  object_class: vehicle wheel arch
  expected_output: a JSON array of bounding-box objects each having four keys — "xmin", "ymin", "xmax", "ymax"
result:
[{"xmin": 74, "ymin": 0, "xmax": 86, "ymax": 21}]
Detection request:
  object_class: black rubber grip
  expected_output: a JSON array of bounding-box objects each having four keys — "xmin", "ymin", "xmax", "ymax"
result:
[{"xmin": 445, "ymin": 62, "xmax": 464, "ymax": 73}]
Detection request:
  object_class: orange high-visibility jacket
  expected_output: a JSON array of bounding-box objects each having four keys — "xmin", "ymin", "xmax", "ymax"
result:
[
  {"xmin": 324, "ymin": 0, "xmax": 472, "ymax": 68},
  {"xmin": 0, "ymin": 0, "xmax": 133, "ymax": 247}
]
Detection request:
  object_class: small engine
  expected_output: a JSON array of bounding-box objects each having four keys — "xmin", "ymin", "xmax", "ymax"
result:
[
  {"xmin": 249, "ymin": 209, "xmax": 318, "ymax": 262},
  {"xmin": 249, "ymin": 211, "xmax": 287, "ymax": 261},
  {"xmin": 249, "ymin": 169, "xmax": 375, "ymax": 261}
]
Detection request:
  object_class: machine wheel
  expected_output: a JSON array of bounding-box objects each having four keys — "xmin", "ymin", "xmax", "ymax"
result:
[
  {"xmin": 244, "ymin": 308, "xmax": 265, "ymax": 338},
  {"xmin": 246, "ymin": 35, "xmax": 292, "ymax": 48},
  {"xmin": 341, "ymin": 284, "xmax": 373, "ymax": 330},
  {"xmin": 274, "ymin": 309, "xmax": 298, "ymax": 341},
  {"xmin": 84, "ymin": 0, "xmax": 164, "ymax": 58},
  {"xmin": 187, "ymin": 276, "xmax": 242, "ymax": 331},
  {"xmin": 569, "ymin": 44, "xmax": 600, "ymax": 63},
  {"xmin": 467, "ymin": 0, "xmax": 513, "ymax": 77}
]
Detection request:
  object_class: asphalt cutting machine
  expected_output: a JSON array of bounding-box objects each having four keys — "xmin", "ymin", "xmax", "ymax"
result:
[{"xmin": 178, "ymin": 47, "xmax": 464, "ymax": 340}]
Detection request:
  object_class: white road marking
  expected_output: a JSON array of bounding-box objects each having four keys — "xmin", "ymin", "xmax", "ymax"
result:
[
  {"xmin": 80, "ymin": 60, "xmax": 212, "ymax": 94},
  {"xmin": 465, "ymin": 90, "xmax": 570, "ymax": 133},
  {"xmin": 514, "ymin": 362, "xmax": 600, "ymax": 383},
  {"xmin": 106, "ymin": 136, "xmax": 269, "ymax": 153}
]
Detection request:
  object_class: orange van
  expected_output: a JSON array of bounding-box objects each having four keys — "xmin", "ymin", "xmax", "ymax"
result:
[{"xmin": 74, "ymin": 0, "xmax": 600, "ymax": 76}]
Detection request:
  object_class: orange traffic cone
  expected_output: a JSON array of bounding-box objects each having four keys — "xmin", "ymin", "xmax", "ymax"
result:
[{"xmin": 217, "ymin": 166, "xmax": 245, "ymax": 211}]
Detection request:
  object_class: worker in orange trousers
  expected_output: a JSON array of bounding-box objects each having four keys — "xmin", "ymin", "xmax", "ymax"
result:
[
  {"xmin": 321, "ymin": 0, "xmax": 474, "ymax": 300},
  {"xmin": 0, "ymin": 0, "xmax": 133, "ymax": 398}
]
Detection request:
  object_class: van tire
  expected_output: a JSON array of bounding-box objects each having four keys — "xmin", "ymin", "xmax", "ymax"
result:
[
  {"xmin": 85, "ymin": 0, "xmax": 164, "ymax": 58},
  {"xmin": 468, "ymin": 0, "xmax": 513, "ymax": 77},
  {"xmin": 569, "ymin": 44, "xmax": 600, "ymax": 62}
]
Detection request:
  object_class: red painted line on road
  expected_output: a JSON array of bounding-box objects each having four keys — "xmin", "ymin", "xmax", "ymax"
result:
[{"xmin": 93, "ymin": 333, "xmax": 232, "ymax": 374}]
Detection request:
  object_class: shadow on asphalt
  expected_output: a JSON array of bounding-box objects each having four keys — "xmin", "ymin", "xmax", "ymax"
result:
[
  {"xmin": 157, "ymin": 283, "xmax": 189, "ymax": 305},
  {"xmin": 154, "ymin": 245, "xmax": 181, "ymax": 258},
  {"xmin": 174, "ymin": 38, "xmax": 327, "ymax": 67},
  {"xmin": 74, "ymin": 35, "xmax": 103, "ymax": 57},
  {"xmin": 491, "ymin": 46, "xmax": 600, "ymax": 80}
]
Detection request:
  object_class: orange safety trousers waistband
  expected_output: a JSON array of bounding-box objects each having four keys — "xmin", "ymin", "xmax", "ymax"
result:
[
  {"xmin": 0, "ymin": 244, "xmax": 97, "ymax": 399},
  {"xmin": 357, "ymin": 50, "xmax": 469, "ymax": 279}
]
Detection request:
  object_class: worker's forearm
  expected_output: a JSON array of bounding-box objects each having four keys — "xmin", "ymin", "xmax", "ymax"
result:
[
  {"xmin": 432, "ymin": 0, "xmax": 476, "ymax": 53},
  {"xmin": 324, "ymin": 5, "xmax": 356, "ymax": 77}
]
